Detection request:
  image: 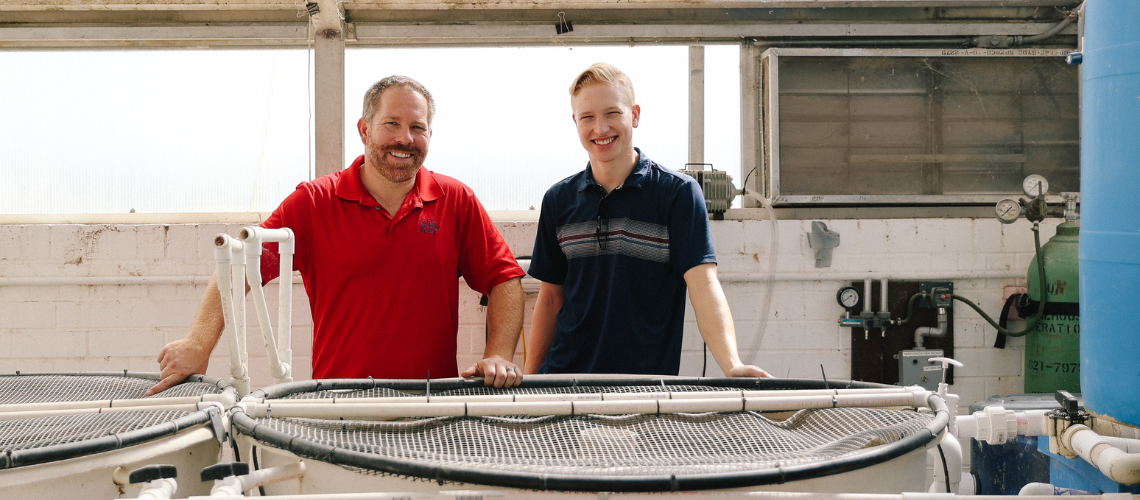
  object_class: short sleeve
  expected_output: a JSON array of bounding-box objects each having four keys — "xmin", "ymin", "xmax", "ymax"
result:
[
  {"xmin": 456, "ymin": 188, "xmax": 525, "ymax": 295},
  {"xmin": 667, "ymin": 177, "xmax": 717, "ymax": 275},
  {"xmin": 527, "ymin": 188, "xmax": 568, "ymax": 285},
  {"xmin": 258, "ymin": 183, "xmax": 310, "ymax": 286}
]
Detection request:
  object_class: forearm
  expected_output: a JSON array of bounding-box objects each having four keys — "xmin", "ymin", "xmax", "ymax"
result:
[
  {"xmin": 686, "ymin": 264, "xmax": 745, "ymax": 374},
  {"xmin": 485, "ymin": 278, "xmax": 524, "ymax": 361},
  {"xmin": 187, "ymin": 275, "xmax": 227, "ymax": 367},
  {"xmin": 525, "ymin": 283, "xmax": 564, "ymax": 373}
]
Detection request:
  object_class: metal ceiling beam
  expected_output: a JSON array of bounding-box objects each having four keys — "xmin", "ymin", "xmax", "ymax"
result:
[
  {"xmin": 348, "ymin": 21, "xmax": 1076, "ymax": 46},
  {"xmin": 0, "ymin": 24, "xmax": 309, "ymax": 48}
]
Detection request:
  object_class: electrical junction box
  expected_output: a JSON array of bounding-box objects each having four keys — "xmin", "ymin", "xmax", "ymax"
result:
[{"xmin": 899, "ymin": 349, "xmax": 943, "ymax": 390}]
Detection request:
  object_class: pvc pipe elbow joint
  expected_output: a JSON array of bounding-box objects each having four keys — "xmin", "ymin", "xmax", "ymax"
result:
[{"xmin": 1064, "ymin": 425, "xmax": 1140, "ymax": 484}]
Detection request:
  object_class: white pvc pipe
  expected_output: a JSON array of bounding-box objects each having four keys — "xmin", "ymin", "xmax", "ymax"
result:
[
  {"xmin": 927, "ymin": 433, "xmax": 966, "ymax": 494},
  {"xmin": 863, "ymin": 278, "xmax": 873, "ymax": 314},
  {"xmin": 1019, "ymin": 483, "xmax": 1057, "ymax": 496},
  {"xmin": 0, "ymin": 403, "xmax": 202, "ymax": 421},
  {"xmin": 955, "ymin": 408, "xmax": 1050, "ymax": 443},
  {"xmin": 239, "ymin": 226, "xmax": 291, "ymax": 384},
  {"xmin": 880, "ymin": 278, "xmax": 888, "ymax": 315},
  {"xmin": 232, "ymin": 261, "xmax": 249, "ymax": 386},
  {"xmin": 277, "ymin": 229, "xmax": 295, "ymax": 366},
  {"xmin": 251, "ymin": 391, "xmax": 933, "ymax": 420},
  {"xmin": 256, "ymin": 387, "xmax": 918, "ymax": 405},
  {"xmin": 718, "ymin": 270, "xmax": 1025, "ymax": 282},
  {"xmin": 208, "ymin": 461, "xmax": 307, "ymax": 496},
  {"xmin": 1063, "ymin": 425, "xmax": 1140, "ymax": 484},
  {"xmin": 0, "ymin": 394, "xmax": 233, "ymax": 413},
  {"xmin": 136, "ymin": 478, "xmax": 178, "ymax": 499},
  {"xmin": 214, "ymin": 234, "xmax": 250, "ymax": 398}
]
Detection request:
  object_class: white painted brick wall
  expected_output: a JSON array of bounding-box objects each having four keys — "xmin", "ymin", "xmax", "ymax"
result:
[{"xmin": 0, "ymin": 219, "xmax": 1054, "ymax": 409}]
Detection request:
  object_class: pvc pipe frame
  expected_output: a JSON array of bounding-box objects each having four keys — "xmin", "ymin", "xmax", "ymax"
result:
[
  {"xmin": 0, "ymin": 402, "xmax": 220, "ymax": 422},
  {"xmin": 0, "ymin": 393, "xmax": 235, "ymax": 413},
  {"xmin": 248, "ymin": 389, "xmax": 934, "ymax": 420},
  {"xmin": 214, "ymin": 234, "xmax": 251, "ymax": 398},
  {"xmin": 238, "ymin": 226, "xmax": 294, "ymax": 385},
  {"xmin": 1062, "ymin": 424, "xmax": 1140, "ymax": 484},
  {"xmin": 253, "ymin": 386, "xmax": 921, "ymax": 405},
  {"xmin": 216, "ymin": 226, "xmax": 296, "ymax": 390}
]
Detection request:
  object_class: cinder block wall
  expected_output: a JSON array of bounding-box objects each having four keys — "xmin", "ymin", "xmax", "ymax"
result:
[{"xmin": 0, "ymin": 219, "xmax": 1054, "ymax": 411}]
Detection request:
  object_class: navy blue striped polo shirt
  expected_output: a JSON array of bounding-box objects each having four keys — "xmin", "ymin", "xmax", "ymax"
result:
[{"xmin": 529, "ymin": 149, "xmax": 717, "ymax": 375}]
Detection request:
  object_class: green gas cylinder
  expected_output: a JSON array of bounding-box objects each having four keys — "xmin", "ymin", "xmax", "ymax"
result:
[{"xmin": 1024, "ymin": 222, "xmax": 1080, "ymax": 393}]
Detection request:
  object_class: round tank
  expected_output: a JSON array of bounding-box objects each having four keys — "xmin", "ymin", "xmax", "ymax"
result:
[{"xmin": 1079, "ymin": 0, "xmax": 1140, "ymax": 426}]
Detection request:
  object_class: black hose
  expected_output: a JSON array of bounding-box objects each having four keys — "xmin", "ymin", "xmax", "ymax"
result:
[
  {"xmin": 937, "ymin": 444, "xmax": 952, "ymax": 493},
  {"xmin": 951, "ymin": 223, "xmax": 1048, "ymax": 337},
  {"xmin": 892, "ymin": 292, "xmax": 926, "ymax": 326}
]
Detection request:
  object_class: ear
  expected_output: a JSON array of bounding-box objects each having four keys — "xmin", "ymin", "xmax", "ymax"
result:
[
  {"xmin": 571, "ymin": 112, "xmax": 578, "ymax": 124},
  {"xmin": 631, "ymin": 104, "xmax": 641, "ymax": 128},
  {"xmin": 357, "ymin": 117, "xmax": 369, "ymax": 144}
]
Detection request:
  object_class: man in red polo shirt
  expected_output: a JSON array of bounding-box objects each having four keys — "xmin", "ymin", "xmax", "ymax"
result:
[{"xmin": 149, "ymin": 76, "xmax": 525, "ymax": 394}]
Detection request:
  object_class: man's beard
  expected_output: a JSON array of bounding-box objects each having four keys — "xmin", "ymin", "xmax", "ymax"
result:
[{"xmin": 368, "ymin": 144, "xmax": 426, "ymax": 183}]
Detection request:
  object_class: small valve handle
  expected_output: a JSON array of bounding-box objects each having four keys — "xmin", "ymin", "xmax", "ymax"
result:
[
  {"xmin": 201, "ymin": 462, "xmax": 250, "ymax": 482},
  {"xmin": 129, "ymin": 464, "xmax": 178, "ymax": 484},
  {"xmin": 929, "ymin": 357, "xmax": 963, "ymax": 385},
  {"xmin": 929, "ymin": 357, "xmax": 963, "ymax": 369}
]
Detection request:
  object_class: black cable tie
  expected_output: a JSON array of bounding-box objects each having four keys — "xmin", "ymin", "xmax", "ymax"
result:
[{"xmin": 670, "ymin": 474, "xmax": 679, "ymax": 492}]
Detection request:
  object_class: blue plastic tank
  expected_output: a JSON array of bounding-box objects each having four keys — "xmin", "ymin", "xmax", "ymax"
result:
[{"xmin": 1079, "ymin": 0, "xmax": 1140, "ymax": 427}]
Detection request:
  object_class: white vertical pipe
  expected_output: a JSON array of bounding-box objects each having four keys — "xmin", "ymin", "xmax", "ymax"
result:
[
  {"xmin": 239, "ymin": 227, "xmax": 290, "ymax": 383},
  {"xmin": 863, "ymin": 278, "xmax": 873, "ymax": 313},
  {"xmin": 276, "ymin": 228, "xmax": 295, "ymax": 370},
  {"xmin": 214, "ymin": 234, "xmax": 249, "ymax": 397},
  {"xmin": 880, "ymin": 278, "xmax": 889, "ymax": 314},
  {"xmin": 232, "ymin": 260, "xmax": 249, "ymax": 378}
]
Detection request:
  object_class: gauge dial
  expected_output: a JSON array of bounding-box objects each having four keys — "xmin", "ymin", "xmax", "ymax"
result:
[
  {"xmin": 995, "ymin": 198, "xmax": 1022, "ymax": 224},
  {"xmin": 837, "ymin": 286, "xmax": 863, "ymax": 310},
  {"xmin": 1022, "ymin": 174, "xmax": 1049, "ymax": 197}
]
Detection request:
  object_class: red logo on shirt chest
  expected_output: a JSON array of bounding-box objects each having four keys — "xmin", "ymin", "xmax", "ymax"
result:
[{"xmin": 419, "ymin": 217, "xmax": 439, "ymax": 234}]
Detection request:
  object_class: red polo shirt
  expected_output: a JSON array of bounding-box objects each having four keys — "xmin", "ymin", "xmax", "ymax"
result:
[{"xmin": 259, "ymin": 156, "xmax": 524, "ymax": 379}]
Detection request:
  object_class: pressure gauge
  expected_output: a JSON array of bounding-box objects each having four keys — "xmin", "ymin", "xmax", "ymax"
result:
[
  {"xmin": 995, "ymin": 198, "xmax": 1022, "ymax": 224},
  {"xmin": 1022, "ymin": 174, "xmax": 1049, "ymax": 197},
  {"xmin": 837, "ymin": 286, "xmax": 863, "ymax": 310}
]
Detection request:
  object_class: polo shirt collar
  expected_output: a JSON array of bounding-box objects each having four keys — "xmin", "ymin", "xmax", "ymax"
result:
[
  {"xmin": 578, "ymin": 147, "xmax": 651, "ymax": 192},
  {"xmin": 336, "ymin": 155, "xmax": 444, "ymax": 207}
]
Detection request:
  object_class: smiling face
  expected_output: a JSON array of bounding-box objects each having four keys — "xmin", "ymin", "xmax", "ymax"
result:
[
  {"xmin": 571, "ymin": 82, "xmax": 640, "ymax": 169},
  {"xmin": 358, "ymin": 85, "xmax": 432, "ymax": 184}
]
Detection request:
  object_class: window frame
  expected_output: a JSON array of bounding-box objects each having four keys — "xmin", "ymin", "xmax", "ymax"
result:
[{"xmin": 755, "ymin": 47, "xmax": 1078, "ymax": 207}]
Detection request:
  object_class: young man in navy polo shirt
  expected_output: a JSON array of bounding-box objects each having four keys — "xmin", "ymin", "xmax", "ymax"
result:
[
  {"xmin": 525, "ymin": 63, "xmax": 771, "ymax": 377},
  {"xmin": 150, "ymin": 76, "xmax": 526, "ymax": 394}
]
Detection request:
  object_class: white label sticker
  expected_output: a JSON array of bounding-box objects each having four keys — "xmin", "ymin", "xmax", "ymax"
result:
[
  {"xmin": 924, "ymin": 366, "xmax": 942, "ymax": 372},
  {"xmin": 903, "ymin": 350, "xmax": 942, "ymax": 357}
]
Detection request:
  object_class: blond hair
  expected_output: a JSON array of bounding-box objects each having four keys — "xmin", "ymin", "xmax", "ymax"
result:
[{"xmin": 568, "ymin": 63, "xmax": 635, "ymax": 106}]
